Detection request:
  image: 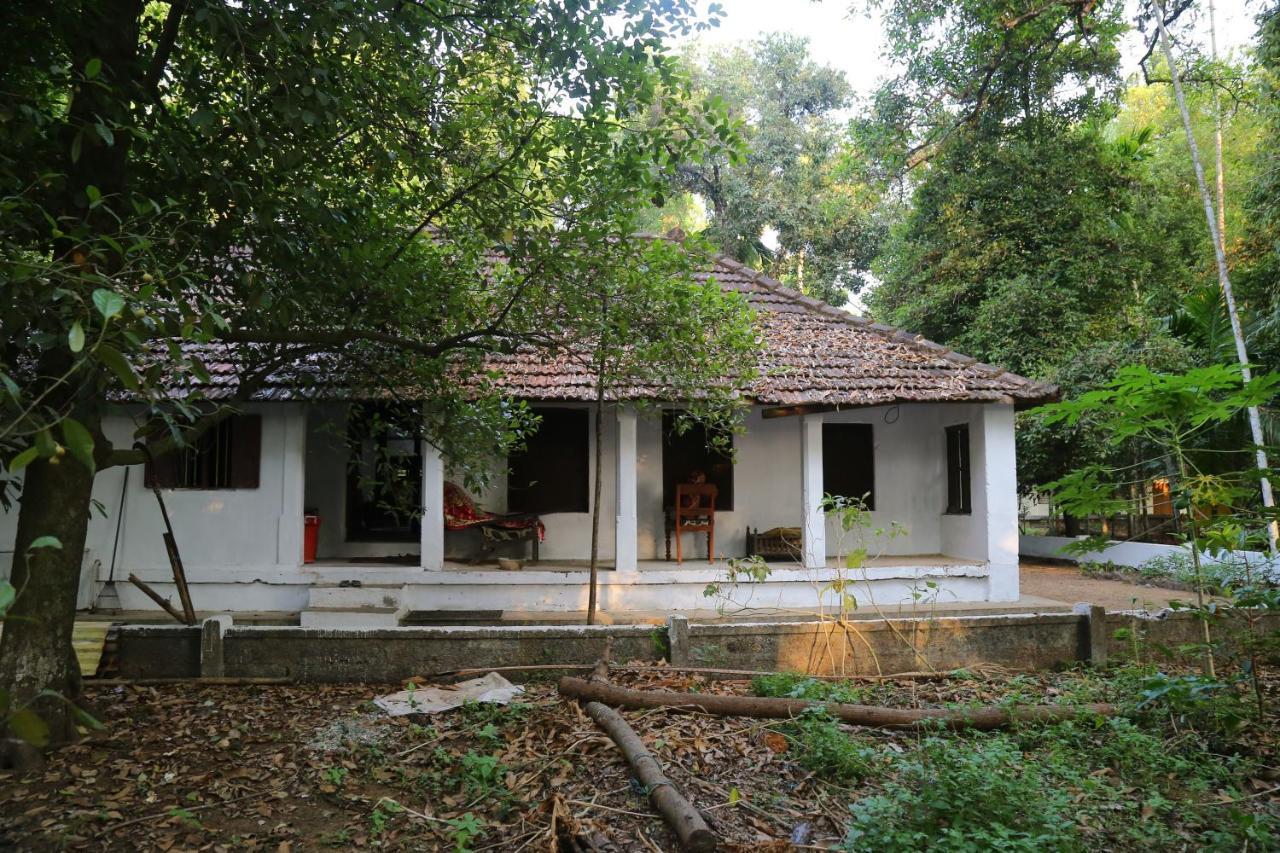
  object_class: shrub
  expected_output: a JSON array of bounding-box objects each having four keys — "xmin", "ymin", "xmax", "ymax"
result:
[
  {"xmin": 751, "ymin": 672, "xmax": 871, "ymax": 705},
  {"xmin": 784, "ymin": 708, "xmax": 880, "ymax": 783},
  {"xmin": 843, "ymin": 734, "xmax": 1075, "ymax": 852}
]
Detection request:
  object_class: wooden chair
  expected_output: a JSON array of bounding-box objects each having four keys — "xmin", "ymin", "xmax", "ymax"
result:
[{"xmin": 674, "ymin": 483, "xmax": 718, "ymax": 564}]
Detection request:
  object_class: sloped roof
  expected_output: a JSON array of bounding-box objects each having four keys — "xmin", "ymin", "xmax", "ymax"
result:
[
  {"xmin": 167, "ymin": 253, "xmax": 1054, "ymax": 409},
  {"xmin": 481, "ymin": 255, "xmax": 1056, "ymax": 409}
]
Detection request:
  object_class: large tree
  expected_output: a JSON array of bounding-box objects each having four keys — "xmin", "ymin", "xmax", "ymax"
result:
[
  {"xmin": 868, "ymin": 125, "xmax": 1191, "ymax": 379},
  {"xmin": 0, "ymin": 0, "xmax": 749, "ymax": 741},
  {"xmin": 859, "ymin": 0, "xmax": 1221, "ymax": 491},
  {"xmin": 658, "ymin": 33, "xmax": 882, "ymax": 306}
]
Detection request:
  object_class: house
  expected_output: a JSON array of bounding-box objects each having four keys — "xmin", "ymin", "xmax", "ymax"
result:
[{"xmin": 0, "ymin": 257, "xmax": 1055, "ymax": 625}]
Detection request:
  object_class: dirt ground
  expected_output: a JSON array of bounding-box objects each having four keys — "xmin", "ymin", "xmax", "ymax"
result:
[
  {"xmin": 1019, "ymin": 559, "xmax": 1195, "ymax": 611},
  {"xmin": 2, "ymin": 665, "xmax": 1277, "ymax": 852}
]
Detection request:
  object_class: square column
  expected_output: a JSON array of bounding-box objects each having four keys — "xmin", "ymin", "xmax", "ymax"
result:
[
  {"xmin": 801, "ymin": 413, "xmax": 826, "ymax": 569},
  {"xmin": 277, "ymin": 405, "xmax": 307, "ymax": 567},
  {"xmin": 421, "ymin": 441, "xmax": 445, "ymax": 571},
  {"xmin": 979, "ymin": 403, "xmax": 1019, "ymax": 600},
  {"xmin": 614, "ymin": 406, "xmax": 638, "ymax": 572}
]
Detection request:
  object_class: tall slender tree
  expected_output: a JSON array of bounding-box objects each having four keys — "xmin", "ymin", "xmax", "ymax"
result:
[{"xmin": 1152, "ymin": 0, "xmax": 1278, "ymax": 553}]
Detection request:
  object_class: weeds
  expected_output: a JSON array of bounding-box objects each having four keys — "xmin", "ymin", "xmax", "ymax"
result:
[
  {"xmin": 830, "ymin": 712, "xmax": 1276, "ymax": 850},
  {"xmin": 751, "ymin": 672, "xmax": 872, "ymax": 705},
  {"xmin": 782, "ymin": 708, "xmax": 880, "ymax": 783}
]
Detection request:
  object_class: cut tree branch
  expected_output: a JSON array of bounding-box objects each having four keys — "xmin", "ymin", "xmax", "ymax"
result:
[{"xmin": 558, "ymin": 677, "xmax": 1116, "ymax": 730}]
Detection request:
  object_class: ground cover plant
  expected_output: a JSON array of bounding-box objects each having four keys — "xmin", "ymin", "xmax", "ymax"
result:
[
  {"xmin": 1079, "ymin": 552, "xmax": 1274, "ymax": 596},
  {"xmin": 1, "ymin": 663, "xmax": 1276, "ymax": 851}
]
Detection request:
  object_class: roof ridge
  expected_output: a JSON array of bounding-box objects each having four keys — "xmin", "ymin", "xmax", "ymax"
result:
[{"xmin": 710, "ymin": 254, "xmax": 1054, "ymax": 395}]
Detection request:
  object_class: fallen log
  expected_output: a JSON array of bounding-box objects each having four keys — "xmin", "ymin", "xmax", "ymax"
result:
[
  {"xmin": 580, "ymin": 700, "xmax": 717, "ymax": 852},
  {"xmin": 559, "ymin": 677, "xmax": 1114, "ymax": 731},
  {"xmin": 438, "ymin": 662, "xmax": 960, "ymax": 682}
]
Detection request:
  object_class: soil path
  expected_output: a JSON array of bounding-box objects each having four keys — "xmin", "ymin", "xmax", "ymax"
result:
[{"xmin": 1020, "ymin": 559, "xmax": 1192, "ymax": 612}]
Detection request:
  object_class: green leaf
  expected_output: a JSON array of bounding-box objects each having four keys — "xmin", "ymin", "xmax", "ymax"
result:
[
  {"xmin": 9, "ymin": 446, "xmax": 39, "ymax": 472},
  {"xmin": 8, "ymin": 709, "xmax": 49, "ymax": 747},
  {"xmin": 84, "ymin": 57, "xmax": 102, "ymax": 79},
  {"xmin": 96, "ymin": 344, "xmax": 139, "ymax": 390},
  {"xmin": 68, "ymin": 321, "xmax": 85, "ymax": 353},
  {"xmin": 28, "ymin": 535, "xmax": 62, "ymax": 551},
  {"xmin": 92, "ymin": 289, "xmax": 125, "ymax": 319},
  {"xmin": 61, "ymin": 417, "xmax": 96, "ymax": 473},
  {"xmin": 69, "ymin": 703, "xmax": 105, "ymax": 731},
  {"xmin": 0, "ymin": 581, "xmax": 15, "ymax": 614}
]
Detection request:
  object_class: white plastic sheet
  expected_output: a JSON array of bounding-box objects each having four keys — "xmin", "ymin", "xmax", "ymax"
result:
[{"xmin": 374, "ymin": 672, "xmax": 524, "ymax": 716}]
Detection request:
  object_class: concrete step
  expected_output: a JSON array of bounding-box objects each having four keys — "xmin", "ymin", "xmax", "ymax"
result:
[
  {"xmin": 299, "ymin": 606, "xmax": 403, "ymax": 628},
  {"xmin": 306, "ymin": 584, "xmax": 404, "ymax": 610}
]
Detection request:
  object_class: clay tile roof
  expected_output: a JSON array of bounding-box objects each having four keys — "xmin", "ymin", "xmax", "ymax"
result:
[
  {"xmin": 481, "ymin": 255, "xmax": 1057, "ymax": 409},
  {"xmin": 173, "ymin": 252, "xmax": 1056, "ymax": 409}
]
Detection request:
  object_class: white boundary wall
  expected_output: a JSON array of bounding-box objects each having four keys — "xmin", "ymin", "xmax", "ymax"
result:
[{"xmin": 1021, "ymin": 534, "xmax": 1277, "ymax": 579}]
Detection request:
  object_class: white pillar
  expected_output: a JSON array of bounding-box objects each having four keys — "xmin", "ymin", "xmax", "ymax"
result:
[
  {"xmin": 421, "ymin": 442, "xmax": 445, "ymax": 571},
  {"xmin": 277, "ymin": 405, "xmax": 307, "ymax": 567},
  {"xmin": 801, "ymin": 413, "xmax": 826, "ymax": 569},
  {"xmin": 979, "ymin": 403, "xmax": 1020, "ymax": 601},
  {"xmin": 614, "ymin": 406, "xmax": 638, "ymax": 572}
]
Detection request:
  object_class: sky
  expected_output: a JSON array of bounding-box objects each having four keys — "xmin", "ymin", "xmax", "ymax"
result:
[{"xmin": 681, "ymin": 1, "xmax": 1264, "ymax": 101}]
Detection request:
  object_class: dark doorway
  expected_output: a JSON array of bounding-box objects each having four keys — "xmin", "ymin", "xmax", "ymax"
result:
[
  {"xmin": 507, "ymin": 407, "xmax": 590, "ymax": 513},
  {"xmin": 346, "ymin": 405, "xmax": 422, "ymax": 541}
]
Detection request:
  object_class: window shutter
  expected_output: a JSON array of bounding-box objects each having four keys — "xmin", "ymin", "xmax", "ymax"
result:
[
  {"xmin": 946, "ymin": 424, "xmax": 971, "ymax": 514},
  {"xmin": 228, "ymin": 414, "xmax": 262, "ymax": 489}
]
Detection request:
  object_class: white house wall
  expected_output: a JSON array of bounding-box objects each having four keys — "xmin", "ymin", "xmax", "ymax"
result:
[
  {"xmin": 1, "ymin": 399, "xmax": 1021, "ymax": 614},
  {"xmin": 0, "ymin": 403, "xmax": 310, "ymax": 613}
]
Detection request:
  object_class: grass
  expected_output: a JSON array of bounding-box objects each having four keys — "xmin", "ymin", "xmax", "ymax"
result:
[{"xmin": 753, "ymin": 667, "xmax": 1280, "ymax": 850}]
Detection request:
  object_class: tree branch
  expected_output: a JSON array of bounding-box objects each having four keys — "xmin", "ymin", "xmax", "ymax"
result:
[
  {"xmin": 382, "ymin": 116, "xmax": 546, "ymax": 269},
  {"xmin": 143, "ymin": 0, "xmax": 188, "ymax": 99}
]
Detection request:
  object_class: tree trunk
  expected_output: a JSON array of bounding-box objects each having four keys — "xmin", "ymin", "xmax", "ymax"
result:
[
  {"xmin": 2, "ymin": 2, "xmax": 143, "ymax": 745},
  {"xmin": 1209, "ymin": 0, "xmax": 1227, "ymax": 251},
  {"xmin": 1153, "ymin": 1, "xmax": 1279, "ymax": 554},
  {"xmin": 587, "ymin": 397, "xmax": 604, "ymax": 625},
  {"xmin": 0, "ymin": 445, "xmax": 97, "ymax": 743},
  {"xmin": 581, "ymin": 699, "xmax": 717, "ymax": 851}
]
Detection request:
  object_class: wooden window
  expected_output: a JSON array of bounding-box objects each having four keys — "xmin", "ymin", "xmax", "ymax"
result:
[
  {"xmin": 508, "ymin": 407, "xmax": 589, "ymax": 513},
  {"xmin": 661, "ymin": 411, "xmax": 734, "ymax": 510},
  {"xmin": 822, "ymin": 423, "xmax": 874, "ymax": 509},
  {"xmin": 945, "ymin": 423, "xmax": 972, "ymax": 514},
  {"xmin": 144, "ymin": 415, "xmax": 261, "ymax": 490}
]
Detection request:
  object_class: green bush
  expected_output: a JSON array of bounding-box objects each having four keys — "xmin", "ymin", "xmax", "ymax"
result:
[
  {"xmin": 842, "ymin": 718, "xmax": 1275, "ymax": 851},
  {"xmin": 784, "ymin": 708, "xmax": 880, "ymax": 783},
  {"xmin": 751, "ymin": 672, "xmax": 872, "ymax": 705},
  {"xmin": 843, "ymin": 735, "xmax": 1076, "ymax": 852}
]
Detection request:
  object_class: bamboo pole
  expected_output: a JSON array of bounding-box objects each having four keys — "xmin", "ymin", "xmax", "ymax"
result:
[{"xmin": 1152, "ymin": 0, "xmax": 1278, "ymax": 554}]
